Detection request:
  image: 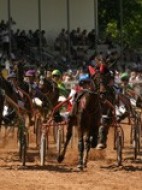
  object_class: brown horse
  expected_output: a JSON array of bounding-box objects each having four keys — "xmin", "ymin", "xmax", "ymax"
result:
[
  {"xmin": 40, "ymin": 78, "xmax": 59, "ymax": 107},
  {"xmin": 15, "ymin": 61, "xmax": 60, "ymax": 119},
  {"xmin": 0, "ymin": 73, "xmax": 21, "ymax": 137},
  {"xmin": 58, "ymin": 89, "xmax": 101, "ymax": 170}
]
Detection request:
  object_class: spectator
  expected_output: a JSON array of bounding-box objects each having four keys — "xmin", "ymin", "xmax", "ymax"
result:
[
  {"xmin": 88, "ymin": 29, "xmax": 95, "ymax": 49},
  {"xmin": 135, "ymin": 72, "xmax": 142, "ymax": 82},
  {"xmin": 1, "ymin": 25, "xmax": 10, "ymax": 56},
  {"xmin": 41, "ymin": 30, "xmax": 47, "ymax": 47},
  {"xmin": 70, "ymin": 29, "xmax": 77, "ymax": 46},
  {"xmin": 80, "ymin": 29, "xmax": 88, "ymax": 46},
  {"xmin": 129, "ymin": 71, "xmax": 137, "ymax": 83},
  {"xmin": 76, "ymin": 27, "xmax": 82, "ymax": 45}
]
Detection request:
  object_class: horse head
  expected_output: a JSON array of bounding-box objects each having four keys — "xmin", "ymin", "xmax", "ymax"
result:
[{"xmin": 40, "ymin": 78, "xmax": 59, "ymax": 106}]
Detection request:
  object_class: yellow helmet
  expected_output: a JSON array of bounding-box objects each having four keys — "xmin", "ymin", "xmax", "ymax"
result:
[{"xmin": 52, "ymin": 69, "xmax": 61, "ymax": 76}]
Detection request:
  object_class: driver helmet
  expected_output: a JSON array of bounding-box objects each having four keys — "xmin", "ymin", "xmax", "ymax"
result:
[
  {"xmin": 79, "ymin": 73, "xmax": 91, "ymax": 86},
  {"xmin": 52, "ymin": 69, "xmax": 61, "ymax": 77},
  {"xmin": 25, "ymin": 69, "xmax": 36, "ymax": 77},
  {"xmin": 120, "ymin": 72, "xmax": 129, "ymax": 81}
]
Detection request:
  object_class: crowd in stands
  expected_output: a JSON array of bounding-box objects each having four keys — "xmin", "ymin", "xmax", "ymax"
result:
[
  {"xmin": 0, "ymin": 19, "xmax": 47, "ymax": 58},
  {"xmin": 0, "ymin": 18, "xmax": 142, "ymax": 75},
  {"xmin": 54, "ymin": 27, "xmax": 115, "ymax": 50}
]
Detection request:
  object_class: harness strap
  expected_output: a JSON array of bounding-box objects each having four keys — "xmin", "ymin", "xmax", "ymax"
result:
[{"xmin": 75, "ymin": 89, "xmax": 97, "ymax": 103}]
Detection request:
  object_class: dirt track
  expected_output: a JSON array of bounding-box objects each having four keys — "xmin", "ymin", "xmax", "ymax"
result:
[{"xmin": 0, "ymin": 124, "xmax": 142, "ymax": 190}]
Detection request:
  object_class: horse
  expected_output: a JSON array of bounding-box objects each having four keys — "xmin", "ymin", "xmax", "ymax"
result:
[
  {"xmin": 58, "ymin": 88, "xmax": 101, "ymax": 170},
  {"xmin": 29, "ymin": 75, "xmax": 60, "ymax": 148},
  {"xmin": 0, "ymin": 74, "xmax": 18, "ymax": 103},
  {"xmin": 0, "ymin": 73, "xmax": 21, "ymax": 137},
  {"xmin": 14, "ymin": 61, "xmax": 60, "ymax": 119},
  {"xmin": 40, "ymin": 77, "xmax": 59, "ymax": 107}
]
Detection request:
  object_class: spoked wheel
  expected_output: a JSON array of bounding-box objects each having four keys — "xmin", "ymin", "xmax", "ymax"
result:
[
  {"xmin": 40, "ymin": 133, "xmax": 47, "ymax": 166},
  {"xmin": 53, "ymin": 122, "xmax": 64, "ymax": 156},
  {"xmin": 21, "ymin": 135, "xmax": 27, "ymax": 166},
  {"xmin": 17, "ymin": 115, "xmax": 29, "ymax": 167},
  {"xmin": 53, "ymin": 121, "xmax": 58, "ymax": 143},
  {"xmin": 137, "ymin": 116, "xmax": 141, "ymax": 152},
  {"xmin": 35, "ymin": 118, "xmax": 42, "ymax": 148},
  {"xmin": 18, "ymin": 131, "xmax": 27, "ymax": 166},
  {"xmin": 114, "ymin": 125, "xmax": 124, "ymax": 166},
  {"xmin": 57, "ymin": 125, "xmax": 62, "ymax": 156},
  {"xmin": 114, "ymin": 125, "xmax": 124, "ymax": 149},
  {"xmin": 116, "ymin": 133, "xmax": 123, "ymax": 166},
  {"xmin": 131, "ymin": 125, "xmax": 140, "ymax": 160}
]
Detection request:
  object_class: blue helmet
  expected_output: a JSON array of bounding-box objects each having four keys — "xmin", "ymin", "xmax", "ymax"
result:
[{"xmin": 79, "ymin": 74, "xmax": 90, "ymax": 85}]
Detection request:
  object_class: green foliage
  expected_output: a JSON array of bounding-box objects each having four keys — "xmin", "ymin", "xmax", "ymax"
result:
[
  {"xmin": 106, "ymin": 21, "xmax": 119, "ymax": 41},
  {"xmin": 99, "ymin": 0, "xmax": 142, "ymax": 48}
]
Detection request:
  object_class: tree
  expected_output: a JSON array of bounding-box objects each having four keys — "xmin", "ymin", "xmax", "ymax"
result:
[{"xmin": 99, "ymin": 0, "xmax": 142, "ymax": 48}]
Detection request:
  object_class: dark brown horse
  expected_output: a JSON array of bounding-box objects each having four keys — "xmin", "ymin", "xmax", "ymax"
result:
[
  {"xmin": 15, "ymin": 62, "xmax": 59, "ymax": 118},
  {"xmin": 58, "ymin": 89, "xmax": 101, "ymax": 170},
  {"xmin": 0, "ymin": 75, "xmax": 18, "ymax": 103},
  {"xmin": 40, "ymin": 78, "xmax": 59, "ymax": 107},
  {"xmin": 0, "ymin": 73, "xmax": 20, "ymax": 133}
]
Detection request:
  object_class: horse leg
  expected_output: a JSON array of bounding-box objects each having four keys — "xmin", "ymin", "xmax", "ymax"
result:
[
  {"xmin": 77, "ymin": 134, "xmax": 84, "ymax": 171},
  {"xmin": 83, "ymin": 134, "xmax": 90, "ymax": 168},
  {"xmin": 76, "ymin": 119, "xmax": 84, "ymax": 171},
  {"xmin": 96, "ymin": 118, "xmax": 109, "ymax": 149},
  {"xmin": 57, "ymin": 117, "xmax": 74, "ymax": 163}
]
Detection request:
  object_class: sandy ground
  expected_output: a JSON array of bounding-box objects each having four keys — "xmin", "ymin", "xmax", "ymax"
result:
[{"xmin": 0, "ymin": 123, "xmax": 142, "ymax": 190}]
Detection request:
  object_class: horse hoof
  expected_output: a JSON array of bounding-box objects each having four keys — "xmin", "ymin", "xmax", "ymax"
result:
[
  {"xmin": 57, "ymin": 155, "xmax": 64, "ymax": 163},
  {"xmin": 77, "ymin": 165, "xmax": 83, "ymax": 171},
  {"xmin": 83, "ymin": 163, "xmax": 87, "ymax": 168}
]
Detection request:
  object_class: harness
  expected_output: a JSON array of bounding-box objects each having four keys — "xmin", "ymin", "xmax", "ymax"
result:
[{"xmin": 74, "ymin": 89, "xmax": 97, "ymax": 104}]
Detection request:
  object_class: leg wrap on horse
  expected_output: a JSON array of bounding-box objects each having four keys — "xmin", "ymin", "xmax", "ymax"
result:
[
  {"xmin": 98, "ymin": 125, "xmax": 107, "ymax": 144},
  {"xmin": 65, "ymin": 126, "xmax": 72, "ymax": 144},
  {"xmin": 78, "ymin": 138, "xmax": 84, "ymax": 166},
  {"xmin": 57, "ymin": 117, "xmax": 74, "ymax": 163},
  {"xmin": 84, "ymin": 136, "xmax": 90, "ymax": 151},
  {"xmin": 83, "ymin": 136, "xmax": 90, "ymax": 167},
  {"xmin": 98, "ymin": 118, "xmax": 110, "ymax": 144},
  {"xmin": 90, "ymin": 120, "xmax": 100, "ymax": 148}
]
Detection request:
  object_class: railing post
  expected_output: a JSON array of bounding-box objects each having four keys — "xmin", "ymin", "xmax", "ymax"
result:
[
  {"xmin": 94, "ymin": 0, "xmax": 99, "ymax": 54},
  {"xmin": 7, "ymin": 0, "xmax": 12, "ymax": 61},
  {"xmin": 66, "ymin": 0, "xmax": 71, "ymax": 60},
  {"xmin": 38, "ymin": 0, "xmax": 42, "ymax": 64}
]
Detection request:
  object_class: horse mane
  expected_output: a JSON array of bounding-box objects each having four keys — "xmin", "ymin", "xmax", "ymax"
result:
[
  {"xmin": 17, "ymin": 62, "xmax": 24, "ymax": 82},
  {"xmin": 43, "ymin": 78, "xmax": 54, "ymax": 91},
  {"xmin": 41, "ymin": 78, "xmax": 59, "ymax": 107},
  {"xmin": 77, "ymin": 89, "xmax": 100, "ymax": 115},
  {"xmin": 0, "ymin": 77, "xmax": 13, "ymax": 95},
  {"xmin": 0, "ymin": 76, "xmax": 18, "ymax": 103}
]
